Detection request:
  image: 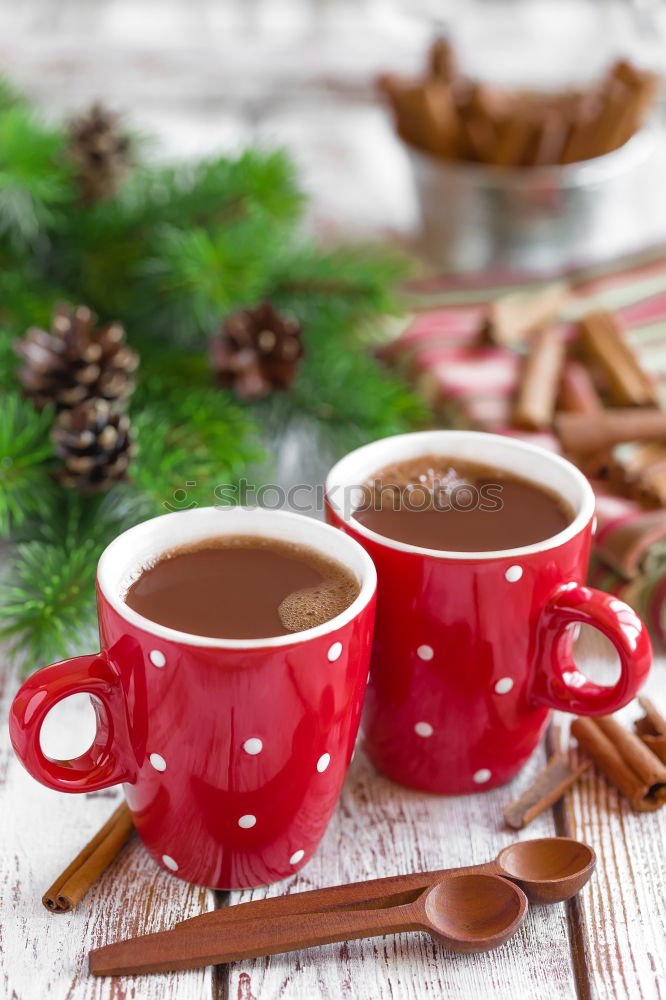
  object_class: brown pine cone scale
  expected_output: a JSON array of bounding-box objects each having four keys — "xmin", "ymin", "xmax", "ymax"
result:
[
  {"xmin": 16, "ymin": 304, "xmax": 139, "ymax": 411},
  {"xmin": 68, "ymin": 102, "xmax": 132, "ymax": 203},
  {"xmin": 210, "ymin": 301, "xmax": 304, "ymax": 401},
  {"xmin": 52, "ymin": 398, "xmax": 135, "ymax": 493}
]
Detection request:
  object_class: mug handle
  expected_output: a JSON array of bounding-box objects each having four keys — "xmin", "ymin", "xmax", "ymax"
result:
[
  {"xmin": 9, "ymin": 651, "xmax": 135, "ymax": 792},
  {"xmin": 531, "ymin": 583, "xmax": 652, "ymax": 716}
]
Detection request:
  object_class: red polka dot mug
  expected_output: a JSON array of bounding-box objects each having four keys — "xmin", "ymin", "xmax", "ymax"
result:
[
  {"xmin": 9, "ymin": 508, "xmax": 377, "ymax": 888},
  {"xmin": 326, "ymin": 430, "xmax": 652, "ymax": 795}
]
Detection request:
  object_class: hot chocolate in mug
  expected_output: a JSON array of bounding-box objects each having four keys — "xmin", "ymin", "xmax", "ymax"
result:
[
  {"xmin": 326, "ymin": 430, "xmax": 652, "ymax": 794},
  {"xmin": 9, "ymin": 507, "xmax": 377, "ymax": 888}
]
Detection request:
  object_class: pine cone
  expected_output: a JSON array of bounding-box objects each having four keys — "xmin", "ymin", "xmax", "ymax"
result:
[
  {"xmin": 52, "ymin": 399, "xmax": 134, "ymax": 493},
  {"xmin": 15, "ymin": 304, "xmax": 139, "ymax": 411},
  {"xmin": 210, "ymin": 302, "xmax": 304, "ymax": 401},
  {"xmin": 68, "ymin": 102, "xmax": 132, "ymax": 203}
]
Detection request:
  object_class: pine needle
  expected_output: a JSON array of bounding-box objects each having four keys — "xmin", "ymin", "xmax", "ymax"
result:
[
  {"xmin": 0, "ymin": 106, "xmax": 74, "ymax": 248},
  {"xmin": 0, "ymin": 83, "xmax": 428, "ymax": 667},
  {"xmin": 0, "ymin": 392, "xmax": 57, "ymax": 535}
]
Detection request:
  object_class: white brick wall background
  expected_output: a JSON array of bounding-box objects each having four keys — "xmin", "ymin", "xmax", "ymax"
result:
[{"xmin": 1, "ymin": 0, "xmax": 665, "ymax": 244}]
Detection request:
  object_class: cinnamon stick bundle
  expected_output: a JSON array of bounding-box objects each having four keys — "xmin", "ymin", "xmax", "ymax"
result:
[
  {"xmin": 483, "ymin": 282, "xmax": 568, "ymax": 347},
  {"xmin": 635, "ymin": 697, "xmax": 666, "ymax": 764},
  {"xmin": 578, "ymin": 311, "xmax": 658, "ymax": 407},
  {"xmin": 513, "ymin": 326, "xmax": 566, "ymax": 430},
  {"xmin": 571, "ymin": 715, "xmax": 666, "ymax": 812},
  {"xmin": 503, "ymin": 752, "xmax": 589, "ymax": 829},
  {"xmin": 380, "ymin": 40, "xmax": 658, "ymax": 168},
  {"xmin": 43, "ymin": 802, "xmax": 134, "ymax": 912},
  {"xmin": 555, "ymin": 409, "xmax": 666, "ymax": 455}
]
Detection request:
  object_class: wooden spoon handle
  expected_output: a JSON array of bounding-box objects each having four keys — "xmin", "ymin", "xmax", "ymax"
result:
[
  {"xmin": 90, "ymin": 902, "xmax": 424, "ymax": 976},
  {"xmin": 174, "ymin": 861, "xmax": 492, "ymax": 932}
]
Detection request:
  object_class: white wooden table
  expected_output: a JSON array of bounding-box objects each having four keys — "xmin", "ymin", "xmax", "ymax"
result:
[
  {"xmin": 2, "ymin": 633, "xmax": 665, "ymax": 999},
  {"xmin": 2, "ymin": 2, "xmax": 666, "ymax": 997}
]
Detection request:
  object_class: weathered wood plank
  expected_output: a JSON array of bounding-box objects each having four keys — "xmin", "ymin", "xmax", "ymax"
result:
[
  {"xmin": 557, "ymin": 631, "xmax": 666, "ymax": 1000},
  {"xmin": 222, "ymin": 739, "xmax": 580, "ymax": 1000},
  {"xmin": 0, "ymin": 669, "xmax": 216, "ymax": 1000}
]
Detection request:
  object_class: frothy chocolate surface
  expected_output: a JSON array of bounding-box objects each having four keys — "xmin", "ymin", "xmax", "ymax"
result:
[
  {"xmin": 353, "ymin": 453, "xmax": 572, "ymax": 552},
  {"xmin": 124, "ymin": 535, "xmax": 360, "ymax": 639}
]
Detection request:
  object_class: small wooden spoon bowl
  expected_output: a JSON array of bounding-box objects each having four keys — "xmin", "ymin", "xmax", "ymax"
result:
[
  {"xmin": 496, "ymin": 837, "xmax": 596, "ymax": 904},
  {"xmin": 423, "ymin": 873, "xmax": 528, "ymax": 954}
]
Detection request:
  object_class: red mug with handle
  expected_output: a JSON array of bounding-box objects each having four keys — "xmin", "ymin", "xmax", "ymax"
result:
[
  {"xmin": 326, "ymin": 430, "xmax": 651, "ymax": 794},
  {"xmin": 9, "ymin": 507, "xmax": 376, "ymax": 888}
]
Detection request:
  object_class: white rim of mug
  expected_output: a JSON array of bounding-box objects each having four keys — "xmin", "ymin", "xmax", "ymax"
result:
[
  {"xmin": 325, "ymin": 429, "xmax": 596, "ymax": 562},
  {"xmin": 97, "ymin": 507, "xmax": 377, "ymax": 649}
]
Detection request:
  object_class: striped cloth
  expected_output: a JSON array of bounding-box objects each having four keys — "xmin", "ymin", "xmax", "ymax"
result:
[{"xmin": 382, "ymin": 246, "xmax": 666, "ymax": 641}]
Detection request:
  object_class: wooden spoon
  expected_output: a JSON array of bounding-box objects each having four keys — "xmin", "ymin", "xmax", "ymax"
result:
[
  {"xmin": 89, "ymin": 873, "xmax": 528, "ymax": 976},
  {"xmin": 172, "ymin": 835, "xmax": 595, "ymax": 934}
]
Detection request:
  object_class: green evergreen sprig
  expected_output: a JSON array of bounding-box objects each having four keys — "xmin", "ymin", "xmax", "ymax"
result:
[
  {"xmin": 0, "ymin": 392, "xmax": 57, "ymax": 535},
  {"xmin": 0, "ymin": 105, "xmax": 74, "ymax": 249},
  {"xmin": 0, "ymin": 79, "xmax": 426, "ymax": 669}
]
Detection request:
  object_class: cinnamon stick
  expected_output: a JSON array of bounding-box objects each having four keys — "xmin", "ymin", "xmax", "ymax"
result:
[
  {"xmin": 560, "ymin": 93, "xmax": 601, "ymax": 164},
  {"xmin": 390, "ymin": 80, "xmax": 460, "ymax": 159},
  {"xmin": 484, "ymin": 282, "xmax": 568, "ymax": 347},
  {"xmin": 428, "ymin": 37, "xmax": 457, "ymax": 82},
  {"xmin": 43, "ymin": 802, "xmax": 134, "ymax": 912},
  {"xmin": 530, "ymin": 112, "xmax": 569, "ymax": 167},
  {"xmin": 555, "ymin": 409, "xmax": 666, "ymax": 455},
  {"xmin": 634, "ymin": 456, "xmax": 666, "ymax": 508},
  {"xmin": 610, "ymin": 441, "xmax": 666, "ymax": 487},
  {"xmin": 606, "ymin": 442, "xmax": 666, "ymax": 504},
  {"xmin": 489, "ymin": 110, "xmax": 538, "ymax": 167},
  {"xmin": 584, "ymin": 80, "xmax": 634, "ymax": 157},
  {"xmin": 635, "ymin": 697, "xmax": 666, "ymax": 764},
  {"xmin": 558, "ymin": 360, "xmax": 604, "ymax": 414},
  {"xmin": 576, "ymin": 450, "xmax": 615, "ymax": 479},
  {"xmin": 503, "ymin": 752, "xmax": 590, "ymax": 829},
  {"xmin": 513, "ymin": 325, "xmax": 566, "ymax": 430},
  {"xmin": 557, "ymin": 364, "xmax": 610, "ymax": 473},
  {"xmin": 457, "ymin": 84, "xmax": 503, "ymax": 163},
  {"xmin": 608, "ymin": 61, "xmax": 659, "ymax": 145},
  {"xmin": 578, "ymin": 311, "xmax": 658, "ymax": 407},
  {"xmin": 571, "ymin": 716, "xmax": 666, "ymax": 812}
]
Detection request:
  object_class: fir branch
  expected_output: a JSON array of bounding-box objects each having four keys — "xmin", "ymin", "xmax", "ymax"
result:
[
  {"xmin": 1, "ymin": 540, "xmax": 98, "ymax": 667},
  {"xmin": 0, "ymin": 265, "xmax": 67, "ymax": 333},
  {"xmin": 0, "ymin": 88, "xmax": 429, "ymax": 667},
  {"xmin": 0, "ymin": 327, "xmax": 18, "ymax": 390},
  {"xmin": 135, "ymin": 214, "xmax": 289, "ymax": 344},
  {"xmin": 0, "ymin": 106, "xmax": 74, "ymax": 249},
  {"xmin": 147, "ymin": 150, "xmax": 303, "ymax": 230},
  {"xmin": 0, "ymin": 486, "xmax": 154, "ymax": 667},
  {"xmin": 270, "ymin": 244, "xmax": 408, "ymax": 330},
  {"xmin": 22, "ymin": 484, "xmax": 152, "ymax": 550},
  {"xmin": 289, "ymin": 318, "xmax": 428, "ymax": 452},
  {"xmin": 48, "ymin": 150, "xmax": 302, "ymax": 324},
  {"xmin": 129, "ymin": 350, "xmax": 263, "ymax": 508},
  {"xmin": 0, "ymin": 392, "xmax": 57, "ymax": 536}
]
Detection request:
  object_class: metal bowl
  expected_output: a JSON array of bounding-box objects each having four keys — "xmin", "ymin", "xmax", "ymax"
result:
[{"xmin": 408, "ymin": 127, "xmax": 657, "ymax": 274}]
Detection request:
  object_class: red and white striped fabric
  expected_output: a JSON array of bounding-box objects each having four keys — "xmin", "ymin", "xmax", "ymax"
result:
[{"xmin": 381, "ymin": 246, "xmax": 666, "ymax": 641}]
